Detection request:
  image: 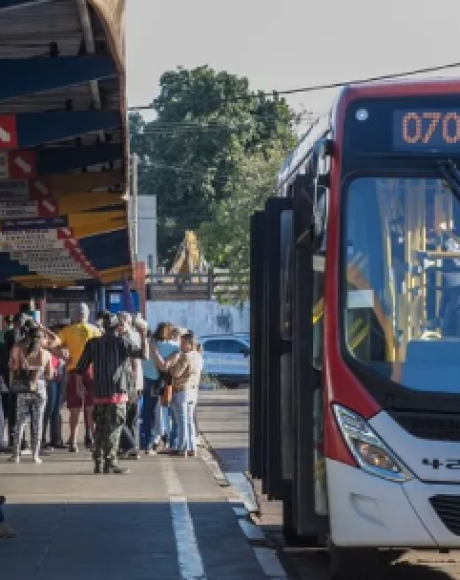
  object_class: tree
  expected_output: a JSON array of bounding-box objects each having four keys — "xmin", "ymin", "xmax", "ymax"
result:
[
  {"xmin": 198, "ymin": 147, "xmax": 286, "ymax": 301},
  {"xmin": 129, "ymin": 66, "xmax": 297, "ymax": 266}
]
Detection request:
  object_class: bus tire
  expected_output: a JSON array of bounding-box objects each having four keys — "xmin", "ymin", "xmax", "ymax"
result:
[{"xmin": 329, "ymin": 544, "xmax": 381, "ymax": 580}]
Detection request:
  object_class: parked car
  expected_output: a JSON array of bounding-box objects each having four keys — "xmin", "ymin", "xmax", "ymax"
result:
[{"xmin": 199, "ymin": 333, "xmax": 250, "ymax": 387}]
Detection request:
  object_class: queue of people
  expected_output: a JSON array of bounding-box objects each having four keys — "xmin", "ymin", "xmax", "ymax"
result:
[{"xmin": 0, "ymin": 304, "xmax": 204, "ymax": 538}]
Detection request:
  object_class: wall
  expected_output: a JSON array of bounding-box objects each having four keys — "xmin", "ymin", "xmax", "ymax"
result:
[{"xmin": 146, "ymin": 300, "xmax": 250, "ymax": 336}]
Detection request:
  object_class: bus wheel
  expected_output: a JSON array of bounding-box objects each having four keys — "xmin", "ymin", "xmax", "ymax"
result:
[{"xmin": 329, "ymin": 544, "xmax": 381, "ymax": 580}]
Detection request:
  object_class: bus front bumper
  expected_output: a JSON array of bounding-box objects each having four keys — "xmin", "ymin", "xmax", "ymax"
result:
[{"xmin": 327, "ymin": 459, "xmax": 460, "ymax": 548}]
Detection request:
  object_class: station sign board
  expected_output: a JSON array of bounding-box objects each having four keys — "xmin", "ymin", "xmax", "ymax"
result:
[{"xmin": 2, "ymin": 216, "xmax": 67, "ymax": 231}]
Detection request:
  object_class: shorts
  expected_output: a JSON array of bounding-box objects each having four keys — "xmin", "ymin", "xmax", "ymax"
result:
[{"xmin": 66, "ymin": 371, "xmax": 94, "ymax": 409}]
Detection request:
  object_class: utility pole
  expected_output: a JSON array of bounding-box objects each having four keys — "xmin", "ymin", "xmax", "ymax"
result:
[{"xmin": 131, "ymin": 153, "xmax": 139, "ymax": 261}]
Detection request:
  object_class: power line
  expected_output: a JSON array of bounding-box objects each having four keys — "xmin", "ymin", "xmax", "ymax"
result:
[
  {"xmin": 129, "ymin": 111, "xmax": 321, "ymax": 134},
  {"xmin": 128, "ymin": 61, "xmax": 460, "ymax": 112}
]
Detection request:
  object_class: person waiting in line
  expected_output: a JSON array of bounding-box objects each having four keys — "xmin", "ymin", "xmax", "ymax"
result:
[
  {"xmin": 140, "ymin": 329, "xmax": 160, "ymax": 453},
  {"xmin": 117, "ymin": 312, "xmax": 143, "ymax": 459},
  {"xmin": 146, "ymin": 322, "xmax": 179, "ymax": 454},
  {"xmin": 152, "ymin": 332, "xmax": 203, "ymax": 458},
  {"xmin": 57, "ymin": 303, "xmax": 100, "ymax": 453},
  {"xmin": 75, "ymin": 313, "xmax": 149, "ymax": 475},
  {"xmin": 9, "ymin": 325, "xmax": 56, "ymax": 464},
  {"xmin": 4, "ymin": 314, "xmax": 30, "ymax": 451},
  {"xmin": 42, "ymin": 335, "xmax": 66, "ymax": 450}
]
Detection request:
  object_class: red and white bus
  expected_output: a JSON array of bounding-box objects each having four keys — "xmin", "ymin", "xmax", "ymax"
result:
[{"xmin": 250, "ymin": 78, "xmax": 460, "ymax": 579}]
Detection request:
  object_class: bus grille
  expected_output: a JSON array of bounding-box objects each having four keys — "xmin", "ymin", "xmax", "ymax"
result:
[
  {"xmin": 430, "ymin": 496, "xmax": 460, "ymax": 535},
  {"xmin": 391, "ymin": 412, "xmax": 460, "ymax": 442}
]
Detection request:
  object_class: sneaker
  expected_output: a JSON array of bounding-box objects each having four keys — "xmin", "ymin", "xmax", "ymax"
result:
[
  {"xmin": 21, "ymin": 448, "xmax": 32, "ymax": 456},
  {"xmin": 8, "ymin": 455, "xmax": 19, "ymax": 464},
  {"xmin": 33, "ymin": 456, "xmax": 42, "ymax": 464},
  {"xmin": 68, "ymin": 444, "xmax": 78, "ymax": 453},
  {"xmin": 103, "ymin": 462, "xmax": 130, "ymax": 475}
]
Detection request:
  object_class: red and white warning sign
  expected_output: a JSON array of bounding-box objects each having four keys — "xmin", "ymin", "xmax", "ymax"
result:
[
  {"xmin": 0, "ymin": 115, "xmax": 18, "ymax": 150},
  {"xmin": 37, "ymin": 198, "xmax": 58, "ymax": 217},
  {"xmin": 8, "ymin": 150, "xmax": 37, "ymax": 180},
  {"xmin": 30, "ymin": 180, "xmax": 51, "ymax": 199}
]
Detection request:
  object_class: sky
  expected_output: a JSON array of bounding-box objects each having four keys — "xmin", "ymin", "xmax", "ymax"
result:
[{"xmin": 127, "ymin": 0, "xmax": 460, "ymax": 129}]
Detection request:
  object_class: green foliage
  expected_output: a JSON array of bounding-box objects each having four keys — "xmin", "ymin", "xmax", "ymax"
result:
[
  {"xmin": 199, "ymin": 148, "xmax": 286, "ymax": 301},
  {"xmin": 129, "ymin": 65, "xmax": 297, "ymax": 268}
]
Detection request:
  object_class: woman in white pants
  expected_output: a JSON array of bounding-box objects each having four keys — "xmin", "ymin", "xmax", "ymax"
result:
[{"xmin": 152, "ymin": 332, "xmax": 203, "ymax": 457}]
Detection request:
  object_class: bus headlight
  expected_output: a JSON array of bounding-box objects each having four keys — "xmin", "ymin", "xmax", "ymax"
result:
[{"xmin": 333, "ymin": 404, "xmax": 413, "ymax": 483}]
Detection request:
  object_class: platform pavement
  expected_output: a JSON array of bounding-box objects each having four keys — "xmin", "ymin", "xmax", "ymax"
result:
[{"xmin": 0, "ymin": 448, "xmax": 270, "ymax": 580}]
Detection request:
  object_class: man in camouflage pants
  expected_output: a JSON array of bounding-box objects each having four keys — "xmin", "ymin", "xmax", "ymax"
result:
[{"xmin": 75, "ymin": 314, "xmax": 148, "ymax": 474}]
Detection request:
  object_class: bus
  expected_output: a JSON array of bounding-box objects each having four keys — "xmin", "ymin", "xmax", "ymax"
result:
[{"xmin": 249, "ymin": 78, "xmax": 460, "ymax": 579}]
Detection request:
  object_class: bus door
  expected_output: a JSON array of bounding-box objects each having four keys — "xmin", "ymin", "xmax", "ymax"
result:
[
  {"xmin": 250, "ymin": 211, "xmax": 264, "ymax": 480},
  {"xmin": 292, "ymin": 174, "xmax": 329, "ymax": 539},
  {"xmin": 249, "ymin": 197, "xmax": 292, "ymax": 501}
]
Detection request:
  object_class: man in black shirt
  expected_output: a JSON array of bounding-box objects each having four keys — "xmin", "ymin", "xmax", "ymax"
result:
[{"xmin": 75, "ymin": 314, "xmax": 148, "ymax": 474}]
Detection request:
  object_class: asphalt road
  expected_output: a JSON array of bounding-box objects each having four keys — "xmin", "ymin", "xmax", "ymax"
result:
[{"xmin": 198, "ymin": 387, "xmax": 460, "ymax": 580}]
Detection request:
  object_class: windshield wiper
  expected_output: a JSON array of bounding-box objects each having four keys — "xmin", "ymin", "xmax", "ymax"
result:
[{"xmin": 437, "ymin": 158, "xmax": 460, "ymax": 202}]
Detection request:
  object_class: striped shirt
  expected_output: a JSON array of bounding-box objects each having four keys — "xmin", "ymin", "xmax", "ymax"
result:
[{"xmin": 75, "ymin": 332, "xmax": 148, "ymax": 403}]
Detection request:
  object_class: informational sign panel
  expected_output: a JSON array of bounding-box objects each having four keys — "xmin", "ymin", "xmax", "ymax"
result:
[
  {"xmin": 2, "ymin": 216, "xmax": 67, "ymax": 231},
  {"xmin": 0, "ymin": 229, "xmax": 60, "ymax": 241},
  {"xmin": 0, "ymin": 200, "xmax": 37, "ymax": 218},
  {"xmin": 0, "ymin": 180, "xmax": 28, "ymax": 200},
  {"xmin": 0, "ymin": 239, "xmax": 65, "ymax": 251}
]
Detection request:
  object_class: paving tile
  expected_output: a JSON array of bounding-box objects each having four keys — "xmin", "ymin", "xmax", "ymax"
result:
[{"xmin": 0, "ymin": 445, "xmax": 268, "ymax": 579}]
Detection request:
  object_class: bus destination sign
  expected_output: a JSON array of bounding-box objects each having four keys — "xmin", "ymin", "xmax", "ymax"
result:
[{"xmin": 393, "ymin": 109, "xmax": 460, "ymax": 152}]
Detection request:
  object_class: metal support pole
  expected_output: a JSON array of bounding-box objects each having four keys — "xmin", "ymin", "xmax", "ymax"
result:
[{"xmin": 131, "ymin": 153, "xmax": 139, "ymax": 261}]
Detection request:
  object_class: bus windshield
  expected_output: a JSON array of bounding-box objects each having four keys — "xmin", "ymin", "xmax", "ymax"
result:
[{"xmin": 343, "ymin": 174, "xmax": 460, "ymax": 393}]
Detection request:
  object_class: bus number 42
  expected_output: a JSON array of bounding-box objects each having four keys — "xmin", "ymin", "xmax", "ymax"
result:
[{"xmin": 422, "ymin": 458, "xmax": 460, "ymax": 470}]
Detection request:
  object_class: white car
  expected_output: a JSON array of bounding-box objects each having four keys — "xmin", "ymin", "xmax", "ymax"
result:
[{"xmin": 199, "ymin": 334, "xmax": 250, "ymax": 386}]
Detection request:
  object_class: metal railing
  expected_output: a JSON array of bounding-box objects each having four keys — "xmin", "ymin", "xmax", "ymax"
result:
[{"xmin": 146, "ymin": 268, "xmax": 248, "ymax": 301}]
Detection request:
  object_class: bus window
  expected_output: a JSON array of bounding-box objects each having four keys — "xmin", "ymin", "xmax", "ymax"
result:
[
  {"xmin": 312, "ymin": 189, "xmax": 328, "ymax": 369},
  {"xmin": 280, "ymin": 210, "xmax": 293, "ymax": 341},
  {"xmin": 343, "ymin": 176, "xmax": 460, "ymax": 393}
]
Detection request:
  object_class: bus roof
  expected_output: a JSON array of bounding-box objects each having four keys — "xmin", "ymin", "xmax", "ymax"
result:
[
  {"xmin": 338, "ymin": 75, "xmax": 460, "ymax": 101},
  {"xmin": 277, "ymin": 114, "xmax": 330, "ymax": 188}
]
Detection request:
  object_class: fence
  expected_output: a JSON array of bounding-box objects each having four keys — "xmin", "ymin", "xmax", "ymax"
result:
[{"xmin": 146, "ymin": 268, "xmax": 248, "ymax": 302}]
